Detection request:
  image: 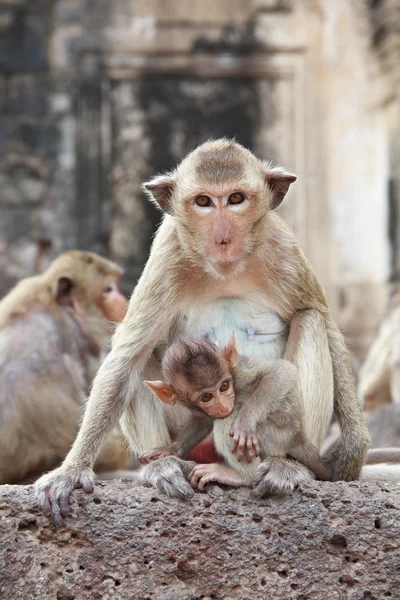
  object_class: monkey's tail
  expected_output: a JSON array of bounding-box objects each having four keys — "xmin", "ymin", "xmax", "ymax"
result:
[{"xmin": 365, "ymin": 448, "xmax": 400, "ymax": 464}]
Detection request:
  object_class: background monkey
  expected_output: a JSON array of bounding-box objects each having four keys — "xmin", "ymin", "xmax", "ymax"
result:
[
  {"xmin": 35, "ymin": 139, "xmax": 370, "ymax": 526},
  {"xmin": 358, "ymin": 302, "xmax": 400, "ymax": 412},
  {"xmin": 140, "ymin": 335, "xmax": 332, "ymax": 493},
  {"xmin": 0, "ymin": 250, "xmax": 130, "ymax": 485}
]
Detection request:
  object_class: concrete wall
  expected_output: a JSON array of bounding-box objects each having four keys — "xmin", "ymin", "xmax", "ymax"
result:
[{"xmin": 1, "ymin": 0, "xmax": 399, "ymax": 361}]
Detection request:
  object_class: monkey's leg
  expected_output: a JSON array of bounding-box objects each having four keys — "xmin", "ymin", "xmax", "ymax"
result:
[
  {"xmin": 324, "ymin": 317, "xmax": 371, "ymax": 480},
  {"xmin": 250, "ymin": 309, "xmax": 334, "ymax": 495},
  {"xmin": 288, "ymin": 310, "xmax": 369, "ymax": 481},
  {"xmin": 138, "ymin": 456, "xmax": 196, "ymax": 499},
  {"xmin": 284, "ymin": 309, "xmax": 334, "ymax": 447}
]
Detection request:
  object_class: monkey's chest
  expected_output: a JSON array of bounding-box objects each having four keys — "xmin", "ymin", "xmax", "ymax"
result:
[{"xmin": 181, "ymin": 297, "xmax": 288, "ymax": 360}]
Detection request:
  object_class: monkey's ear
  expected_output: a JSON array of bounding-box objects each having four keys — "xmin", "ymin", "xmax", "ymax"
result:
[
  {"xmin": 144, "ymin": 380, "xmax": 179, "ymax": 405},
  {"xmin": 263, "ymin": 162, "xmax": 297, "ymax": 210},
  {"xmin": 54, "ymin": 276, "xmax": 74, "ymax": 307},
  {"xmin": 142, "ymin": 174, "xmax": 176, "ymax": 215},
  {"xmin": 224, "ymin": 332, "xmax": 239, "ymax": 367}
]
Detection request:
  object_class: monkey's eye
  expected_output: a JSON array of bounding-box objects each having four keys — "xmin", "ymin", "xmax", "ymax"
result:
[
  {"xmin": 195, "ymin": 195, "xmax": 212, "ymax": 207},
  {"xmin": 220, "ymin": 381, "xmax": 230, "ymax": 392},
  {"xmin": 228, "ymin": 192, "xmax": 245, "ymax": 205},
  {"xmin": 104, "ymin": 283, "xmax": 115, "ymax": 294},
  {"xmin": 201, "ymin": 393, "xmax": 213, "ymax": 403}
]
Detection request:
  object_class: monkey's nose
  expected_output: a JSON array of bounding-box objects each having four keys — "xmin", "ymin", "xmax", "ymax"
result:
[{"xmin": 218, "ymin": 237, "xmax": 231, "ymax": 247}]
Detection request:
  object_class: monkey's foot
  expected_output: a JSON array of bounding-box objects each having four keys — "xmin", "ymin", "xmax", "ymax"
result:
[
  {"xmin": 189, "ymin": 463, "xmax": 248, "ymax": 491},
  {"xmin": 138, "ymin": 456, "xmax": 196, "ymax": 499},
  {"xmin": 252, "ymin": 458, "xmax": 313, "ymax": 498},
  {"xmin": 34, "ymin": 467, "xmax": 95, "ymax": 527},
  {"xmin": 323, "ymin": 433, "xmax": 370, "ymax": 481}
]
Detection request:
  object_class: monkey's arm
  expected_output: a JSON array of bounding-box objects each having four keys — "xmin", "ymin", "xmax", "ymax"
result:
[
  {"xmin": 139, "ymin": 415, "xmax": 213, "ymax": 463},
  {"xmin": 230, "ymin": 359, "xmax": 297, "ymax": 462},
  {"xmin": 34, "ymin": 221, "xmax": 184, "ymax": 525}
]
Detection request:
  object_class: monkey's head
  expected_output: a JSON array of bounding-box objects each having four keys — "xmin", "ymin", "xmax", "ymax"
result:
[
  {"xmin": 45, "ymin": 250, "xmax": 128, "ymax": 340},
  {"xmin": 145, "ymin": 334, "xmax": 239, "ymax": 419},
  {"xmin": 143, "ymin": 139, "xmax": 296, "ymax": 278}
]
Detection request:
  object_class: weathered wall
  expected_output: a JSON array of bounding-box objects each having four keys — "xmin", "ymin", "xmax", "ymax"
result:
[
  {"xmin": 1, "ymin": 0, "xmax": 400, "ymax": 360},
  {"xmin": 0, "ymin": 480, "xmax": 399, "ymax": 599}
]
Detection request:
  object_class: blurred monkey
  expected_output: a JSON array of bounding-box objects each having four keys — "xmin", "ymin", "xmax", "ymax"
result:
[{"xmin": 0, "ymin": 251, "xmax": 130, "ymax": 485}]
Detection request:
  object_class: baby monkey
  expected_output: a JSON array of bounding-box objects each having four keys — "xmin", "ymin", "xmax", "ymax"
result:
[{"xmin": 140, "ymin": 335, "xmax": 332, "ymax": 493}]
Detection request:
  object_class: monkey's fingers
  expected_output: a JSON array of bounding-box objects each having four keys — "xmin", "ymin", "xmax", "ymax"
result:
[
  {"xmin": 42, "ymin": 489, "xmax": 52, "ymax": 517},
  {"xmin": 246, "ymin": 436, "xmax": 260, "ymax": 463},
  {"xmin": 36, "ymin": 483, "xmax": 64, "ymax": 526},
  {"xmin": 246, "ymin": 439, "xmax": 255, "ymax": 463},
  {"xmin": 197, "ymin": 474, "xmax": 213, "ymax": 491},
  {"xmin": 59, "ymin": 494, "xmax": 71, "ymax": 519},
  {"xmin": 49, "ymin": 495, "xmax": 65, "ymax": 528},
  {"xmin": 139, "ymin": 451, "xmax": 161, "ymax": 464},
  {"xmin": 253, "ymin": 437, "xmax": 260, "ymax": 457},
  {"xmin": 189, "ymin": 465, "xmax": 207, "ymax": 488},
  {"xmin": 236, "ymin": 436, "xmax": 247, "ymax": 462}
]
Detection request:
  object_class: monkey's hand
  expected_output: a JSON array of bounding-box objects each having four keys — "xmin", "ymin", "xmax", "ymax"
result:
[
  {"xmin": 230, "ymin": 418, "xmax": 259, "ymax": 463},
  {"xmin": 138, "ymin": 449, "xmax": 173, "ymax": 464},
  {"xmin": 138, "ymin": 456, "xmax": 196, "ymax": 499},
  {"xmin": 34, "ymin": 466, "xmax": 95, "ymax": 527}
]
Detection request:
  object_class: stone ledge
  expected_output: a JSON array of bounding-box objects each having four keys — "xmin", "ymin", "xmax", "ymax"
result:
[{"xmin": 0, "ymin": 480, "xmax": 399, "ymax": 599}]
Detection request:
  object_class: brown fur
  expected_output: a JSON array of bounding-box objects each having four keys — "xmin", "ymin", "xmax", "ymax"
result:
[
  {"xmin": 34, "ymin": 140, "xmax": 370, "ymax": 524},
  {"xmin": 0, "ymin": 250, "xmax": 130, "ymax": 485}
]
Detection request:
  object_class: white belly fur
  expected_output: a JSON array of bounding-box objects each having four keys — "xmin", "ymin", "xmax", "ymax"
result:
[{"xmin": 182, "ymin": 297, "xmax": 288, "ymax": 360}]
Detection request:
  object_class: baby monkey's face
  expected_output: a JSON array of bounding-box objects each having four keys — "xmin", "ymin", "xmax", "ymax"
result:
[{"xmin": 189, "ymin": 375, "xmax": 235, "ymax": 418}]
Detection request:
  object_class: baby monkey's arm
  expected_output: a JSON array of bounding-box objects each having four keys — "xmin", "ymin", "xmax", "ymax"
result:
[
  {"xmin": 139, "ymin": 415, "xmax": 213, "ymax": 464},
  {"xmin": 230, "ymin": 359, "xmax": 297, "ymax": 462}
]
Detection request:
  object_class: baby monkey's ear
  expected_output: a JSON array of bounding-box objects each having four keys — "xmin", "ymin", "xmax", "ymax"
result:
[
  {"xmin": 224, "ymin": 332, "xmax": 239, "ymax": 367},
  {"xmin": 144, "ymin": 380, "xmax": 179, "ymax": 405}
]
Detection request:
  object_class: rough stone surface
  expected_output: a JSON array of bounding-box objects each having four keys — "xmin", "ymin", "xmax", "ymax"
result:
[{"xmin": 0, "ymin": 480, "xmax": 399, "ymax": 599}]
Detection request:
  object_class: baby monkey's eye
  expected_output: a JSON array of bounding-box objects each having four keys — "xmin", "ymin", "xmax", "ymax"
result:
[
  {"xmin": 228, "ymin": 192, "xmax": 245, "ymax": 205},
  {"xmin": 219, "ymin": 381, "xmax": 230, "ymax": 392},
  {"xmin": 195, "ymin": 195, "xmax": 212, "ymax": 207},
  {"xmin": 201, "ymin": 393, "xmax": 213, "ymax": 403}
]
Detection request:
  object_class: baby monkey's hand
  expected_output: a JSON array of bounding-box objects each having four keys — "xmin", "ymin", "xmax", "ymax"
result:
[
  {"xmin": 139, "ymin": 448, "xmax": 173, "ymax": 464},
  {"xmin": 229, "ymin": 418, "xmax": 259, "ymax": 463}
]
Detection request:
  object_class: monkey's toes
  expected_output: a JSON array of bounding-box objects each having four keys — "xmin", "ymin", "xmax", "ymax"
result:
[{"xmin": 252, "ymin": 457, "xmax": 313, "ymax": 498}]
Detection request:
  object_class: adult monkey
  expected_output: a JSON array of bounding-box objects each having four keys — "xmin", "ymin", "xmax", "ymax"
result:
[
  {"xmin": 35, "ymin": 139, "xmax": 370, "ymax": 522},
  {"xmin": 0, "ymin": 251, "xmax": 130, "ymax": 485}
]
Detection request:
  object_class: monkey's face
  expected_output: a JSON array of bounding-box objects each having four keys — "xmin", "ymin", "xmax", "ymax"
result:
[
  {"xmin": 97, "ymin": 278, "xmax": 128, "ymax": 323},
  {"xmin": 180, "ymin": 188, "xmax": 265, "ymax": 279},
  {"xmin": 53, "ymin": 252, "xmax": 128, "ymax": 341},
  {"xmin": 190, "ymin": 376, "xmax": 236, "ymax": 418},
  {"xmin": 142, "ymin": 140, "xmax": 296, "ymax": 279}
]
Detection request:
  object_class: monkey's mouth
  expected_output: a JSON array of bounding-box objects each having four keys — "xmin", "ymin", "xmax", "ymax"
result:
[
  {"xmin": 214, "ymin": 406, "xmax": 234, "ymax": 418},
  {"xmin": 210, "ymin": 258, "xmax": 238, "ymax": 266}
]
